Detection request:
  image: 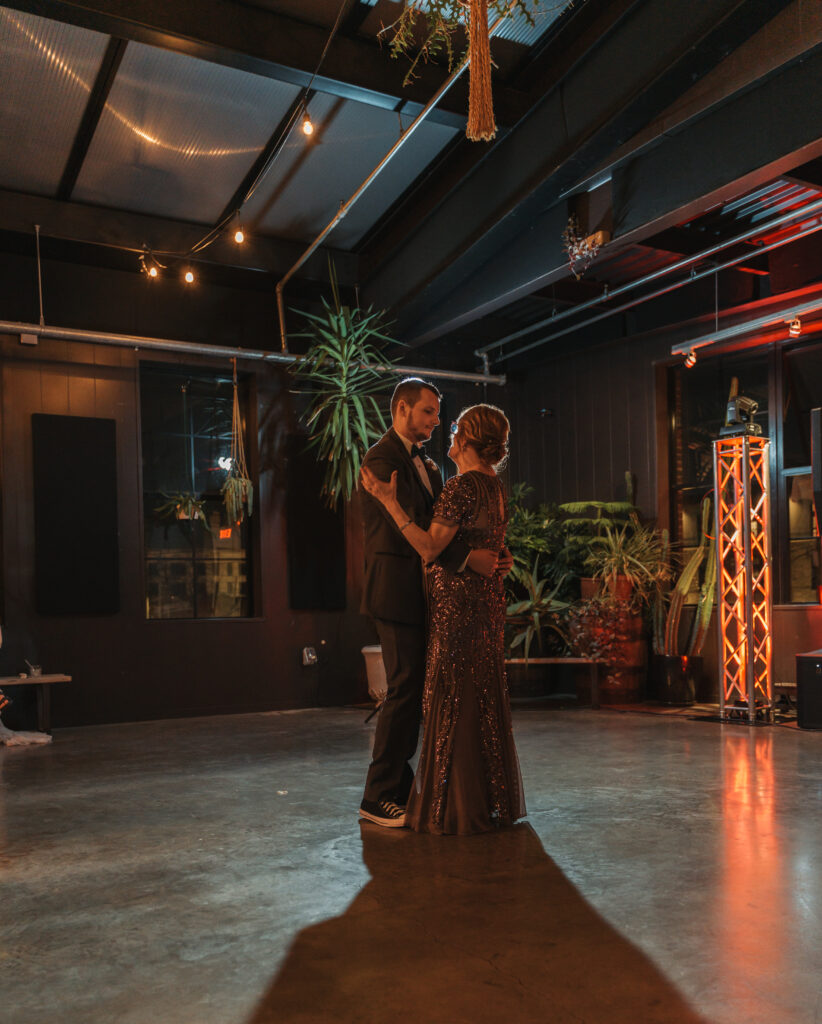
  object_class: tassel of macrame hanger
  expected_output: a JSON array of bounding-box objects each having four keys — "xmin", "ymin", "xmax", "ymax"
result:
[{"xmin": 466, "ymin": 0, "xmax": 496, "ymax": 142}]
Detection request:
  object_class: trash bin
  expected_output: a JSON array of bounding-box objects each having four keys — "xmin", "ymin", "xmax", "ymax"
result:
[{"xmin": 361, "ymin": 645, "xmax": 387, "ymax": 702}]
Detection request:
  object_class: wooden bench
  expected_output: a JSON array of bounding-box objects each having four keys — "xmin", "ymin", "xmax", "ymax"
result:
[
  {"xmin": 505, "ymin": 658, "xmax": 602, "ymax": 708},
  {"xmin": 0, "ymin": 674, "xmax": 71, "ymax": 733}
]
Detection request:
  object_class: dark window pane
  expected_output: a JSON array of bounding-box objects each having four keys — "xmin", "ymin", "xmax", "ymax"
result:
[
  {"xmin": 783, "ymin": 341, "xmax": 822, "ymax": 469},
  {"xmin": 140, "ymin": 365, "xmax": 253, "ymax": 620},
  {"xmin": 786, "ymin": 472, "xmax": 820, "ymax": 603}
]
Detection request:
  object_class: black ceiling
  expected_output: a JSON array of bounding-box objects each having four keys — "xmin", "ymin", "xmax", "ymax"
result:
[{"xmin": 2, "ymin": 0, "xmax": 822, "ymax": 365}]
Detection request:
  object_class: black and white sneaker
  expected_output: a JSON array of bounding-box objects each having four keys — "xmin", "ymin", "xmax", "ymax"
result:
[{"xmin": 359, "ymin": 798, "xmax": 407, "ymax": 828}]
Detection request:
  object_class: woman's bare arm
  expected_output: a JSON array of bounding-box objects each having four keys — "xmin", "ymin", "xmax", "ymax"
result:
[{"xmin": 360, "ymin": 466, "xmax": 457, "ymax": 562}]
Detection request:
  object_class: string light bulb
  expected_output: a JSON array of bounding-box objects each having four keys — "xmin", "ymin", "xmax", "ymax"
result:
[
  {"xmin": 184, "ymin": 268, "xmax": 195, "ymax": 284},
  {"xmin": 234, "ymin": 226, "xmax": 245, "ymax": 244},
  {"xmin": 302, "ymin": 113, "xmax": 314, "ymax": 136},
  {"xmin": 684, "ymin": 350, "xmax": 697, "ymax": 369},
  {"xmin": 139, "ymin": 252, "xmax": 161, "ymax": 279}
]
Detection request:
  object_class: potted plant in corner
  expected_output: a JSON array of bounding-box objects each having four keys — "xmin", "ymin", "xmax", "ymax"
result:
[
  {"xmin": 652, "ymin": 496, "xmax": 717, "ymax": 705},
  {"xmin": 568, "ymin": 521, "xmax": 672, "ymax": 703},
  {"xmin": 503, "ymin": 485, "xmax": 571, "ymax": 697}
]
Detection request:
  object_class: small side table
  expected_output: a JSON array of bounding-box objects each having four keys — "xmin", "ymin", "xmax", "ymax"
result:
[{"xmin": 0, "ymin": 675, "xmax": 71, "ymax": 732}]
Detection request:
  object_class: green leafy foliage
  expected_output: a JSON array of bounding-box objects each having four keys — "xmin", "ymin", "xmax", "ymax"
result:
[
  {"xmin": 505, "ymin": 555, "xmax": 570, "ymax": 660},
  {"xmin": 584, "ymin": 522, "xmax": 673, "ymax": 606},
  {"xmin": 379, "ymin": 1, "xmax": 539, "ymax": 86},
  {"xmin": 154, "ymin": 492, "xmax": 214, "ymax": 535},
  {"xmin": 653, "ymin": 496, "xmax": 717, "ymax": 657},
  {"xmin": 291, "ymin": 267, "xmax": 397, "ymax": 509}
]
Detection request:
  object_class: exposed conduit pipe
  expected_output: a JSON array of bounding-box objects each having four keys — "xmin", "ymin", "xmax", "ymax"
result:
[
  {"xmin": 669, "ymin": 293, "xmax": 822, "ymax": 357},
  {"xmin": 476, "ymin": 193, "xmax": 822, "ymax": 361},
  {"xmin": 497, "ymin": 216, "xmax": 822, "ymax": 364},
  {"xmin": 275, "ymin": 2, "xmax": 520, "ymax": 357},
  {"xmin": 0, "ymin": 320, "xmax": 505, "ymax": 386}
]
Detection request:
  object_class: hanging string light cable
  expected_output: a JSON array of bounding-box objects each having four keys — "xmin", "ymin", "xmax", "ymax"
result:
[{"xmin": 177, "ymin": 0, "xmax": 349, "ymax": 263}]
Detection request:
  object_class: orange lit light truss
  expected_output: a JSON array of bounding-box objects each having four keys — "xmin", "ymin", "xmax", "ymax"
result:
[{"xmin": 713, "ymin": 436, "xmax": 773, "ymax": 723}]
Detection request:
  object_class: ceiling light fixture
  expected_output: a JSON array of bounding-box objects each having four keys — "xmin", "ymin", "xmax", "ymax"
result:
[
  {"xmin": 139, "ymin": 252, "xmax": 162, "ymax": 279},
  {"xmin": 684, "ymin": 350, "xmax": 697, "ymax": 368},
  {"xmin": 788, "ymin": 317, "xmax": 802, "ymax": 337}
]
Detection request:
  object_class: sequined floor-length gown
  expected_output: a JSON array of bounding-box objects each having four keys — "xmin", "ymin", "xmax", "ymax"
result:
[{"xmin": 405, "ymin": 470, "xmax": 526, "ymax": 835}]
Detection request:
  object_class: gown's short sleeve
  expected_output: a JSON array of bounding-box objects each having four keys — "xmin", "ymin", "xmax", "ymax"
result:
[{"xmin": 432, "ymin": 475, "xmax": 476, "ymax": 527}]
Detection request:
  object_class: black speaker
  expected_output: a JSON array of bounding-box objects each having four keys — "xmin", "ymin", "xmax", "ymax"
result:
[{"xmin": 796, "ymin": 650, "xmax": 822, "ymax": 729}]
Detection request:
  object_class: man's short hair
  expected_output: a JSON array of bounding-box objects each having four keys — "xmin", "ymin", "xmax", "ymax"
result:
[{"xmin": 390, "ymin": 377, "xmax": 441, "ymax": 417}]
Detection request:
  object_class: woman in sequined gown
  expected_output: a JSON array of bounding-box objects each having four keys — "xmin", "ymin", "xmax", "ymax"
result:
[{"xmin": 361, "ymin": 404, "xmax": 525, "ymax": 835}]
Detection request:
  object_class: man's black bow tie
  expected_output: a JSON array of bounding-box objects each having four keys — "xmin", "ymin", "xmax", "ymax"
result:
[{"xmin": 410, "ymin": 444, "xmax": 426, "ymax": 461}]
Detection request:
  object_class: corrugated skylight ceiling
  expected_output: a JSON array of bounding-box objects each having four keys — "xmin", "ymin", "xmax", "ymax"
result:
[
  {"xmin": 243, "ymin": 92, "xmax": 457, "ymax": 249},
  {"xmin": 0, "ymin": 7, "xmax": 109, "ymax": 195},
  {"xmin": 73, "ymin": 43, "xmax": 302, "ymax": 224}
]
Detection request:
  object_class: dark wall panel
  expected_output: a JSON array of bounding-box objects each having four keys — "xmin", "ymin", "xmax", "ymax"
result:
[
  {"xmin": 286, "ymin": 434, "xmax": 346, "ymax": 611},
  {"xmin": 32, "ymin": 413, "xmax": 119, "ymax": 614}
]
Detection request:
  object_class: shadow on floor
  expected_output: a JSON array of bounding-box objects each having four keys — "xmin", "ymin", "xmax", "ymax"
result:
[{"xmin": 248, "ymin": 823, "xmax": 710, "ymax": 1024}]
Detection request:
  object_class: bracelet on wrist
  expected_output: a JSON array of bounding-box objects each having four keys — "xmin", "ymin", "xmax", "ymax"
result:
[{"xmin": 399, "ymin": 518, "xmax": 413, "ymax": 532}]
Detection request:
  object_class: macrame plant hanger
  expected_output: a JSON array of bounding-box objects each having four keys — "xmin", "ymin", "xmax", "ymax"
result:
[
  {"xmin": 465, "ymin": 0, "xmax": 496, "ymax": 142},
  {"xmin": 224, "ymin": 358, "xmax": 253, "ymax": 524}
]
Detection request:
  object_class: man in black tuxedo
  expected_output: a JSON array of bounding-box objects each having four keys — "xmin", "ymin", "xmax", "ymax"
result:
[{"xmin": 358, "ymin": 378, "xmax": 505, "ymax": 827}]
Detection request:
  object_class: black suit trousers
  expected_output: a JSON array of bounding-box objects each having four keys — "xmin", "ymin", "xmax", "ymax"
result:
[{"xmin": 363, "ymin": 618, "xmax": 426, "ymax": 805}]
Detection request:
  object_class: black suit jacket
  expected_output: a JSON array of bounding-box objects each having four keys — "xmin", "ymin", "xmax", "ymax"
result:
[{"xmin": 360, "ymin": 428, "xmax": 469, "ymax": 626}]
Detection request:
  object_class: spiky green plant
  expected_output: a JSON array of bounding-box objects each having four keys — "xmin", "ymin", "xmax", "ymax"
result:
[
  {"xmin": 654, "ymin": 496, "xmax": 716, "ymax": 657},
  {"xmin": 584, "ymin": 522, "xmax": 673, "ymax": 605},
  {"xmin": 505, "ymin": 555, "xmax": 569, "ymax": 661},
  {"xmin": 291, "ymin": 269, "xmax": 397, "ymax": 509}
]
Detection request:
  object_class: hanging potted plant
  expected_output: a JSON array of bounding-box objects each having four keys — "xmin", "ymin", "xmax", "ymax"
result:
[
  {"xmin": 379, "ymin": 0, "xmax": 537, "ymax": 141},
  {"xmin": 221, "ymin": 359, "xmax": 253, "ymax": 525},
  {"xmin": 155, "ymin": 491, "xmax": 210, "ymax": 523},
  {"xmin": 291, "ymin": 265, "xmax": 397, "ymax": 510},
  {"xmin": 652, "ymin": 496, "xmax": 717, "ymax": 705}
]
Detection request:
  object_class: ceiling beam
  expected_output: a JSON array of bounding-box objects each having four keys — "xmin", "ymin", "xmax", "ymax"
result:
[
  {"xmin": 6, "ymin": 0, "xmax": 529, "ymax": 130},
  {"xmin": 360, "ymin": 0, "xmax": 795, "ymax": 346},
  {"xmin": 57, "ymin": 36, "xmax": 128, "ymax": 201},
  {"xmin": 0, "ymin": 189, "xmax": 358, "ymax": 284}
]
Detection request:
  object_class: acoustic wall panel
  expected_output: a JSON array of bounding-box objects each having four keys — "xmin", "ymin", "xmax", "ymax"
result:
[
  {"xmin": 32, "ymin": 413, "xmax": 120, "ymax": 614},
  {"xmin": 286, "ymin": 435, "xmax": 345, "ymax": 611}
]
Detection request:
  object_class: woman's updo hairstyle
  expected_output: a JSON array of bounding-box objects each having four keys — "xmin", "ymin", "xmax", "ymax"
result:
[{"xmin": 454, "ymin": 403, "xmax": 510, "ymax": 470}]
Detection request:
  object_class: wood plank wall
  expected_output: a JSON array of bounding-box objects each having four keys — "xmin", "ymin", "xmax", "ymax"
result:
[
  {"xmin": 504, "ymin": 332, "xmax": 671, "ymax": 517},
  {"xmin": 0, "ymin": 333, "xmax": 375, "ymax": 726}
]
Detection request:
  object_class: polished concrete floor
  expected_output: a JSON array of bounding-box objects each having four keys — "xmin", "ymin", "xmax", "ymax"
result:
[{"xmin": 1, "ymin": 706, "xmax": 821, "ymax": 1024}]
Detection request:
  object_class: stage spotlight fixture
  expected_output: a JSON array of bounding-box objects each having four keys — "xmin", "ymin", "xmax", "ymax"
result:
[
  {"xmin": 684, "ymin": 350, "xmax": 697, "ymax": 368},
  {"xmin": 789, "ymin": 317, "xmax": 802, "ymax": 337}
]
